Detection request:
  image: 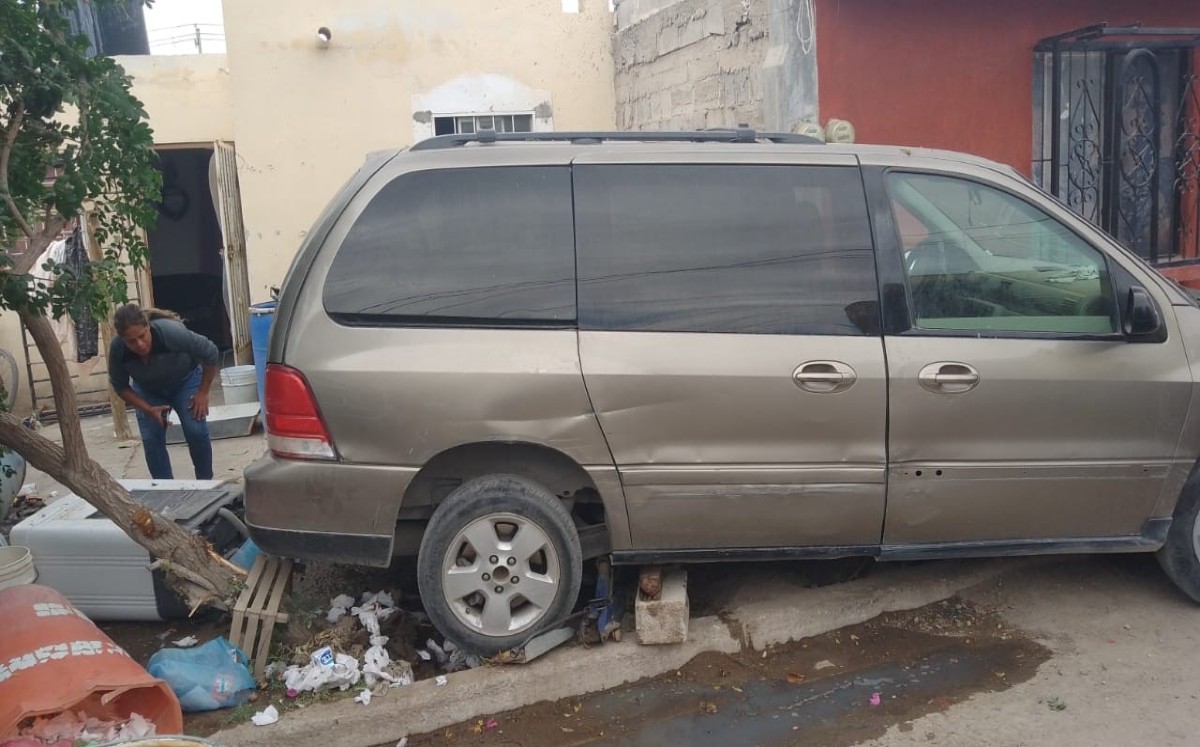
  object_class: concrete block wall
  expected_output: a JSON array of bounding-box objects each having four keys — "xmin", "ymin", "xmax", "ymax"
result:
[{"xmin": 613, "ymin": 0, "xmax": 771, "ymax": 131}]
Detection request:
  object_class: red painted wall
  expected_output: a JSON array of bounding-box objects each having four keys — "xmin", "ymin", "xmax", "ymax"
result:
[{"xmin": 814, "ymin": 0, "xmax": 1200, "ymax": 175}]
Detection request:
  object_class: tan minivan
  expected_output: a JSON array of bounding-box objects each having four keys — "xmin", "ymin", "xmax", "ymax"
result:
[{"xmin": 246, "ymin": 129, "xmax": 1200, "ymax": 655}]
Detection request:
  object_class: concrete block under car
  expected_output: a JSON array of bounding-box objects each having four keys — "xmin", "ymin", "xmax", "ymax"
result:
[{"xmin": 636, "ymin": 567, "xmax": 689, "ymax": 644}]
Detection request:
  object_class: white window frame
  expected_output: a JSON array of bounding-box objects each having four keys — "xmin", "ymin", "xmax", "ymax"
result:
[{"xmin": 433, "ymin": 112, "xmax": 537, "ymax": 136}]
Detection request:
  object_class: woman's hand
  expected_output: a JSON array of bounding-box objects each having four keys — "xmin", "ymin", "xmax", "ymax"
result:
[
  {"xmin": 190, "ymin": 390, "xmax": 210, "ymax": 421},
  {"xmin": 144, "ymin": 404, "xmax": 171, "ymax": 428}
]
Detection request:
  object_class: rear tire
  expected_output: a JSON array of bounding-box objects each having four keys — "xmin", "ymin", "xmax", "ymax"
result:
[
  {"xmin": 417, "ymin": 474, "xmax": 582, "ymax": 656},
  {"xmin": 1157, "ymin": 476, "xmax": 1200, "ymax": 603}
]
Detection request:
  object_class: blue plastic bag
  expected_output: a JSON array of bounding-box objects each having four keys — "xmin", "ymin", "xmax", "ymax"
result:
[{"xmin": 147, "ymin": 636, "xmax": 256, "ymax": 712}]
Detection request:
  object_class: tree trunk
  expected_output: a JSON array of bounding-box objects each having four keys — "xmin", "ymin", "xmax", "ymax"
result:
[{"xmin": 1, "ymin": 311, "xmax": 244, "ymax": 610}]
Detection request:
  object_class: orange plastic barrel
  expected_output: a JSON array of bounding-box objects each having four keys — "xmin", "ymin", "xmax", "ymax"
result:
[{"xmin": 0, "ymin": 585, "xmax": 182, "ymax": 738}]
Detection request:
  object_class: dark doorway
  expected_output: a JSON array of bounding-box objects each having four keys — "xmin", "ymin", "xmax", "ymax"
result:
[
  {"xmin": 147, "ymin": 148, "xmax": 231, "ymax": 351},
  {"xmin": 1034, "ymin": 25, "xmax": 1200, "ymax": 264}
]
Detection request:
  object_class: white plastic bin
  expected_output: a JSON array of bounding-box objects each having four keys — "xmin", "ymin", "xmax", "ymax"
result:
[
  {"xmin": 0, "ymin": 545, "xmax": 36, "ymax": 590},
  {"xmin": 219, "ymin": 365, "xmax": 258, "ymax": 405}
]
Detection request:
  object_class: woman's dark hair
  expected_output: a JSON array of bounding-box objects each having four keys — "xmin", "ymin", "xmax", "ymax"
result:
[{"xmin": 113, "ymin": 304, "xmax": 181, "ymax": 335}]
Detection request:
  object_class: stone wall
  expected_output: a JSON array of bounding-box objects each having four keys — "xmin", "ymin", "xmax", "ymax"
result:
[{"xmin": 613, "ymin": 0, "xmax": 819, "ymax": 133}]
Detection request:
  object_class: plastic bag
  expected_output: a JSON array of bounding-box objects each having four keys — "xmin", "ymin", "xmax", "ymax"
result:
[{"xmin": 147, "ymin": 637, "xmax": 256, "ymax": 712}]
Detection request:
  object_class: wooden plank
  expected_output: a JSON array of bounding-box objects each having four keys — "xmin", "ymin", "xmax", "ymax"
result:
[
  {"xmin": 230, "ymin": 554, "xmax": 268, "ymax": 657},
  {"xmin": 85, "ymin": 214, "xmax": 132, "ymax": 440},
  {"xmin": 213, "ymin": 142, "xmax": 253, "ymax": 365},
  {"xmin": 252, "ymin": 558, "xmax": 293, "ymax": 678},
  {"xmin": 240, "ymin": 555, "xmax": 284, "ymax": 667}
]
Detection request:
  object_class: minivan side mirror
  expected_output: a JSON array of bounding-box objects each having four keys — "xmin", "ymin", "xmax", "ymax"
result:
[{"xmin": 1125, "ymin": 286, "xmax": 1161, "ymax": 337}]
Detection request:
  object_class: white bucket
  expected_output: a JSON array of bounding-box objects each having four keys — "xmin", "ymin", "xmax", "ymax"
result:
[
  {"xmin": 0, "ymin": 545, "xmax": 37, "ymax": 590},
  {"xmin": 220, "ymin": 365, "xmax": 259, "ymax": 405}
]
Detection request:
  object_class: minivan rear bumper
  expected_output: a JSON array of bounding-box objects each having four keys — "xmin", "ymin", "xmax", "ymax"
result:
[{"xmin": 244, "ymin": 454, "xmax": 418, "ymax": 567}]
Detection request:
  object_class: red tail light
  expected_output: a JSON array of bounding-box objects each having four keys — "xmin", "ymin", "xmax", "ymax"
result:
[{"xmin": 265, "ymin": 364, "xmax": 336, "ymax": 460}]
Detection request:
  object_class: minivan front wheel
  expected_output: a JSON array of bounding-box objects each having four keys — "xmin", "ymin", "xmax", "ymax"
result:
[
  {"xmin": 1158, "ymin": 477, "xmax": 1200, "ymax": 603},
  {"xmin": 417, "ymin": 475, "xmax": 582, "ymax": 656}
]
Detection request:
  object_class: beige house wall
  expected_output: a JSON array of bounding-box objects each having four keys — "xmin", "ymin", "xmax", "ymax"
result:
[
  {"xmin": 220, "ymin": 0, "xmax": 617, "ymax": 300},
  {"xmin": 116, "ymin": 54, "xmax": 235, "ymax": 144}
]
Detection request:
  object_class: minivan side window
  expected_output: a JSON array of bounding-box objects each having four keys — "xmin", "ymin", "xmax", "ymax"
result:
[
  {"xmin": 574, "ymin": 165, "xmax": 879, "ymax": 336},
  {"xmin": 888, "ymin": 172, "xmax": 1118, "ymax": 335},
  {"xmin": 323, "ymin": 167, "xmax": 575, "ymax": 323}
]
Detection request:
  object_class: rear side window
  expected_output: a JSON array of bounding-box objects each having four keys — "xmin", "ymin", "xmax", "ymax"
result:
[
  {"xmin": 574, "ymin": 165, "xmax": 879, "ymax": 335},
  {"xmin": 323, "ymin": 167, "xmax": 575, "ymax": 323}
]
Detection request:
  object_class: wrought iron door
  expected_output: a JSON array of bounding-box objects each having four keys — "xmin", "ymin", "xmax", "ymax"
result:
[{"xmin": 1035, "ymin": 26, "xmax": 1200, "ymax": 264}]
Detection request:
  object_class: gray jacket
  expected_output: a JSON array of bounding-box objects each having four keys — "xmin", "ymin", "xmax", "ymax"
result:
[{"xmin": 108, "ymin": 319, "xmax": 219, "ymax": 396}]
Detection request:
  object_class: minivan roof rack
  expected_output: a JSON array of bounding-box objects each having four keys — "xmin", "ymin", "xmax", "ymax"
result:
[{"xmin": 409, "ymin": 127, "xmax": 824, "ymax": 151}]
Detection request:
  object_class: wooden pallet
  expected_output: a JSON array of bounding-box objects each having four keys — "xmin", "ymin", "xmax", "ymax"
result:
[{"xmin": 230, "ymin": 554, "xmax": 293, "ymax": 679}]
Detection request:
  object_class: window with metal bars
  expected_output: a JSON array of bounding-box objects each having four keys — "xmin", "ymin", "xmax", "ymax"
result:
[{"xmin": 432, "ymin": 113, "xmax": 535, "ymax": 136}]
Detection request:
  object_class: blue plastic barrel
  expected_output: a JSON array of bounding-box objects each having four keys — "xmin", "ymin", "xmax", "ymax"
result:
[{"xmin": 249, "ymin": 301, "xmax": 277, "ymax": 416}]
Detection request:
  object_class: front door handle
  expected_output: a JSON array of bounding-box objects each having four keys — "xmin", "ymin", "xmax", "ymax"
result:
[
  {"xmin": 793, "ymin": 361, "xmax": 857, "ymax": 394},
  {"xmin": 918, "ymin": 362, "xmax": 980, "ymax": 394}
]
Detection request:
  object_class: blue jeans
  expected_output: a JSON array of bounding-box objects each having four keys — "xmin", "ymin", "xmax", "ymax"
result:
[{"xmin": 133, "ymin": 366, "xmax": 213, "ymax": 480}]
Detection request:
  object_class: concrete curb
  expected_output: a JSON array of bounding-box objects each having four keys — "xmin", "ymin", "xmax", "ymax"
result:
[{"xmin": 213, "ymin": 559, "xmax": 1024, "ymax": 746}]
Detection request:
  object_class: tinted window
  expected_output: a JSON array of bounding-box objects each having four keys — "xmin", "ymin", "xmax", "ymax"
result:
[
  {"xmin": 889, "ymin": 172, "xmax": 1118, "ymax": 335},
  {"xmin": 324, "ymin": 167, "xmax": 575, "ymax": 323},
  {"xmin": 574, "ymin": 165, "xmax": 878, "ymax": 335}
]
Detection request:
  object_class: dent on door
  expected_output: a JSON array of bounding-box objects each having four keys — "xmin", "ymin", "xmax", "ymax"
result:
[
  {"xmin": 583, "ymin": 332, "xmax": 888, "ymax": 550},
  {"xmin": 883, "ymin": 336, "xmax": 1191, "ymax": 545}
]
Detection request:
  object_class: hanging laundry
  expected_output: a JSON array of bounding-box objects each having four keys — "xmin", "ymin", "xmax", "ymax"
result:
[
  {"xmin": 30, "ymin": 238, "xmax": 77, "ymax": 363},
  {"xmin": 63, "ymin": 227, "xmax": 99, "ymax": 362}
]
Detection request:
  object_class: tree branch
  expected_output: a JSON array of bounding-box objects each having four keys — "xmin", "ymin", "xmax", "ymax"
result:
[
  {"xmin": 9, "ymin": 215, "xmax": 68, "ymax": 277},
  {"xmin": 0, "ymin": 101, "xmax": 35, "ymax": 239},
  {"xmin": 0, "ymin": 409, "xmax": 66, "ymax": 476},
  {"xmin": 19, "ymin": 310, "xmax": 87, "ymax": 467}
]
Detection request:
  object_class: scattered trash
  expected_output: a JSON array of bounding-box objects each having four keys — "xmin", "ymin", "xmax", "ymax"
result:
[
  {"xmin": 311, "ymin": 646, "xmax": 335, "ymax": 667},
  {"xmin": 786, "ymin": 673, "xmax": 806, "ymax": 685},
  {"xmin": 814, "ymin": 660, "xmax": 836, "ymax": 670},
  {"xmin": 486, "ymin": 718, "xmax": 499, "ymax": 730},
  {"xmin": 396, "ymin": 739, "xmax": 408, "ymax": 747},
  {"xmin": 699, "ymin": 701, "xmax": 718, "ymax": 714},
  {"xmin": 326, "ymin": 594, "xmax": 356, "ymax": 624},
  {"xmin": 283, "ymin": 651, "xmax": 361, "ymax": 694},
  {"xmin": 172, "ymin": 635, "xmax": 199, "ymax": 648},
  {"xmin": 362, "ymin": 635, "xmax": 414, "ymax": 689},
  {"xmin": 869, "ymin": 692, "xmax": 882, "ymax": 707},
  {"xmin": 9, "ymin": 710, "xmax": 155, "ymax": 744},
  {"xmin": 251, "ymin": 705, "xmax": 279, "ymax": 726},
  {"xmin": 352, "ymin": 592, "xmax": 398, "ymax": 637},
  {"xmin": 263, "ymin": 661, "xmax": 286, "ymax": 680},
  {"xmin": 17, "ymin": 483, "xmax": 35, "ymax": 497},
  {"xmin": 1047, "ymin": 696, "xmax": 1067, "ymax": 712},
  {"xmin": 435, "ymin": 675, "xmax": 448, "ymax": 687},
  {"xmin": 354, "ymin": 689, "xmax": 372, "ymax": 706},
  {"xmin": 147, "ymin": 637, "xmax": 257, "ymax": 713},
  {"xmin": 426, "ymin": 639, "xmax": 448, "ymax": 665},
  {"xmin": 416, "ymin": 649, "xmax": 432, "ymax": 661}
]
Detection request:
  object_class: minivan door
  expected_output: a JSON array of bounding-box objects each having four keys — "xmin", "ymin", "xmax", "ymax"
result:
[
  {"xmin": 573, "ymin": 153, "xmax": 888, "ymax": 552},
  {"xmin": 873, "ymin": 167, "xmax": 1192, "ymax": 550}
]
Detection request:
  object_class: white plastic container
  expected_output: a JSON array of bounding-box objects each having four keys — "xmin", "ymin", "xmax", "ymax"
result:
[
  {"xmin": 10, "ymin": 479, "xmax": 236, "ymax": 620},
  {"xmin": 219, "ymin": 364, "xmax": 259, "ymax": 405},
  {"xmin": 0, "ymin": 545, "xmax": 36, "ymax": 590}
]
